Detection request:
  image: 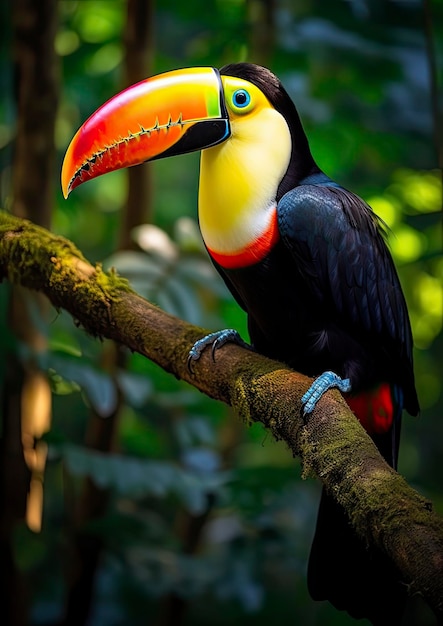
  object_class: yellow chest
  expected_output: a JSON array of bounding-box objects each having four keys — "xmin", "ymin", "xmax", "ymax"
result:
[{"xmin": 198, "ymin": 109, "xmax": 291, "ymax": 265}]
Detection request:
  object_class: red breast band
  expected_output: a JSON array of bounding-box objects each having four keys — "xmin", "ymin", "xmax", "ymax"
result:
[{"xmin": 207, "ymin": 207, "xmax": 280, "ymax": 269}]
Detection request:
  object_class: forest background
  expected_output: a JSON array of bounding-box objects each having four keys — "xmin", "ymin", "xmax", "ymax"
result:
[{"xmin": 0, "ymin": 0, "xmax": 442, "ymax": 625}]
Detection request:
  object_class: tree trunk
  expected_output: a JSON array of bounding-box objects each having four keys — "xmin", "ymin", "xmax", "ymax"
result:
[
  {"xmin": 120, "ymin": 0, "xmax": 155, "ymax": 249},
  {"xmin": 0, "ymin": 0, "xmax": 58, "ymax": 623},
  {"xmin": 247, "ymin": 0, "xmax": 276, "ymax": 67}
]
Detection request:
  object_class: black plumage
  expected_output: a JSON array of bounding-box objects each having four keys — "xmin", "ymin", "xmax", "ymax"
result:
[{"xmin": 216, "ymin": 64, "xmax": 419, "ymax": 623}]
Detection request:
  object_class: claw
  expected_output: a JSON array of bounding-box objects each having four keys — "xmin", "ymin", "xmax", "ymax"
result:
[
  {"xmin": 187, "ymin": 329, "xmax": 250, "ymax": 373},
  {"xmin": 301, "ymin": 371, "xmax": 351, "ymax": 416}
]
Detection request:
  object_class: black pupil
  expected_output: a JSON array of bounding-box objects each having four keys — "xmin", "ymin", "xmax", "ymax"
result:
[{"xmin": 235, "ymin": 91, "xmax": 247, "ymax": 105}]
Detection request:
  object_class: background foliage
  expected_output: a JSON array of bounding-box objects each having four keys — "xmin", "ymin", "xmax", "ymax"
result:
[{"xmin": 0, "ymin": 1, "xmax": 442, "ymax": 625}]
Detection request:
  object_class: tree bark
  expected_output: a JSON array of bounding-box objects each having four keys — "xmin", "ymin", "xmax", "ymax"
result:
[
  {"xmin": 1, "ymin": 0, "xmax": 58, "ymax": 623},
  {"xmin": 0, "ymin": 210, "xmax": 442, "ymax": 620},
  {"xmin": 8, "ymin": 0, "xmax": 57, "ymax": 534}
]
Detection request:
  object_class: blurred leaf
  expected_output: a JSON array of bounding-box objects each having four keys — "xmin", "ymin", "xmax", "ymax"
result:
[
  {"xmin": 181, "ymin": 447, "xmax": 221, "ymax": 474},
  {"xmin": 105, "ymin": 229, "xmax": 231, "ymax": 325},
  {"xmin": 73, "ymin": 1, "xmax": 124, "ymax": 43},
  {"xmin": 60, "ymin": 444, "xmax": 231, "ymax": 515},
  {"xmin": 116, "ymin": 370, "xmax": 153, "ymax": 408},
  {"xmin": 48, "ymin": 354, "xmax": 117, "ymax": 417},
  {"xmin": 174, "ymin": 415, "xmax": 217, "ymax": 448},
  {"xmin": 178, "ymin": 257, "xmax": 232, "ymax": 299},
  {"xmin": 132, "ymin": 224, "xmax": 178, "ymax": 260}
]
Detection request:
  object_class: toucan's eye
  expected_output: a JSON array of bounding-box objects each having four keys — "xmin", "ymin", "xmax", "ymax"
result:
[{"xmin": 232, "ymin": 89, "xmax": 251, "ymax": 109}]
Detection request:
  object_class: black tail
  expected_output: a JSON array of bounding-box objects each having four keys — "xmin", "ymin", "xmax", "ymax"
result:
[
  {"xmin": 308, "ymin": 425, "xmax": 407, "ymax": 624},
  {"xmin": 307, "ymin": 489, "xmax": 408, "ymax": 625}
]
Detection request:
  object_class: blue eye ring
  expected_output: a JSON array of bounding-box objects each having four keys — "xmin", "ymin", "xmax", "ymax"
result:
[{"xmin": 232, "ymin": 89, "xmax": 251, "ymax": 108}]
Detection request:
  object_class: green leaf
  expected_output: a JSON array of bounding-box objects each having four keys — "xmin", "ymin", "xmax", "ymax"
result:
[
  {"xmin": 117, "ymin": 370, "xmax": 152, "ymax": 407},
  {"xmin": 48, "ymin": 354, "xmax": 117, "ymax": 417},
  {"xmin": 59, "ymin": 444, "xmax": 231, "ymax": 514}
]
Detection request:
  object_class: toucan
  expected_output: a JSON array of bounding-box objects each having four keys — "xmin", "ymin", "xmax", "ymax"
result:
[{"xmin": 62, "ymin": 63, "xmax": 419, "ymax": 623}]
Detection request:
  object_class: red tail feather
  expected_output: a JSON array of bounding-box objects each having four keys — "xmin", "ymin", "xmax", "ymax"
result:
[{"xmin": 346, "ymin": 383, "xmax": 394, "ymax": 435}]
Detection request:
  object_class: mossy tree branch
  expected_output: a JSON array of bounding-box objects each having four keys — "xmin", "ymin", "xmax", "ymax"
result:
[{"xmin": 1, "ymin": 210, "xmax": 442, "ymax": 618}]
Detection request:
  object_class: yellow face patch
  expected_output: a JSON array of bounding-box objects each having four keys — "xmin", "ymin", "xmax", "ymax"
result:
[
  {"xmin": 221, "ymin": 76, "xmax": 273, "ymax": 120},
  {"xmin": 198, "ymin": 75, "xmax": 292, "ymax": 262}
]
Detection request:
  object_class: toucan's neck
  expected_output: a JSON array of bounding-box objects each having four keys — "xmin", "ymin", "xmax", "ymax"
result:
[{"xmin": 198, "ymin": 108, "xmax": 292, "ymax": 269}]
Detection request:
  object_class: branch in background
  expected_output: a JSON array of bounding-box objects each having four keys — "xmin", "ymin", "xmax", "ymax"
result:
[{"xmin": 0, "ymin": 211, "xmax": 443, "ymax": 619}]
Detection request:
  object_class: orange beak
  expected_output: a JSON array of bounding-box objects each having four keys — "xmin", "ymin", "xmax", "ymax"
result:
[{"xmin": 61, "ymin": 67, "xmax": 230, "ymax": 198}]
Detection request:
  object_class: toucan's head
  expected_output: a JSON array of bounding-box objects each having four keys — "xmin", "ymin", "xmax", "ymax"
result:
[{"xmin": 61, "ymin": 63, "xmax": 315, "ymax": 200}]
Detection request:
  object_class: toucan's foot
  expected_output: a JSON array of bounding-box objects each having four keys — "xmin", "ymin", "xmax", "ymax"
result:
[
  {"xmin": 301, "ymin": 371, "xmax": 351, "ymax": 416},
  {"xmin": 187, "ymin": 329, "xmax": 251, "ymax": 373}
]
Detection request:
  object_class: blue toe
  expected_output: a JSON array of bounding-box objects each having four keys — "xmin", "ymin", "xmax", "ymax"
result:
[
  {"xmin": 302, "ymin": 371, "xmax": 351, "ymax": 416},
  {"xmin": 187, "ymin": 329, "xmax": 250, "ymax": 372}
]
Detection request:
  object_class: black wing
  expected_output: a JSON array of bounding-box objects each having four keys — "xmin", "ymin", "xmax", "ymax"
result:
[{"xmin": 277, "ymin": 183, "xmax": 418, "ymax": 415}]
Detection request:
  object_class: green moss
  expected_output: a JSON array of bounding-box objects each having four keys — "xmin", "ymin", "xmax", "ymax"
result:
[
  {"xmin": 0, "ymin": 210, "xmax": 137, "ymax": 344},
  {"xmin": 0, "ymin": 210, "xmax": 131, "ymax": 296}
]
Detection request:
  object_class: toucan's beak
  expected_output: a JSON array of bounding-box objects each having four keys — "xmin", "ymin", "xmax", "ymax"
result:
[{"xmin": 61, "ymin": 67, "xmax": 230, "ymax": 198}]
